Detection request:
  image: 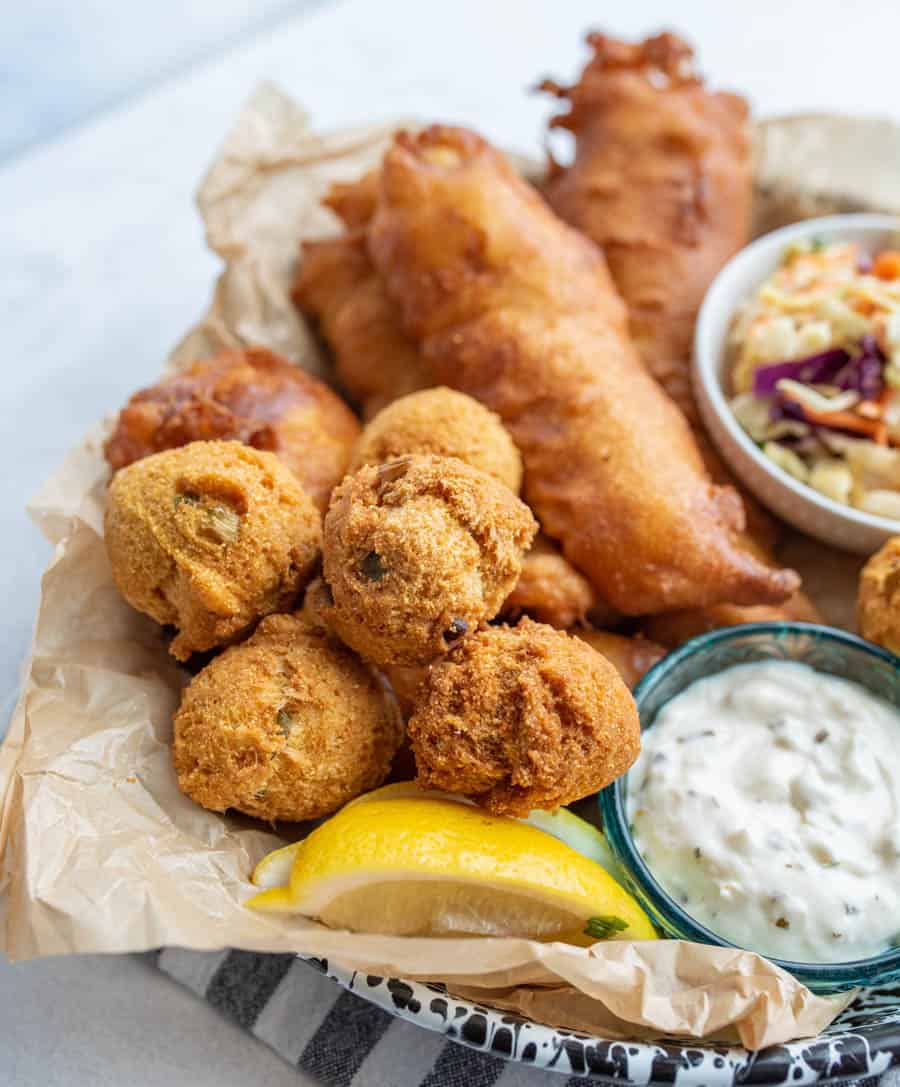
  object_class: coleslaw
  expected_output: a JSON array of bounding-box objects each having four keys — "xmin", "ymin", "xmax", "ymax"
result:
[{"xmin": 728, "ymin": 239, "xmax": 900, "ymax": 520}]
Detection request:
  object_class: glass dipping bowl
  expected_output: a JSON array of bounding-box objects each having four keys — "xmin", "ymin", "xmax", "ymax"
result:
[{"xmin": 599, "ymin": 622, "xmax": 900, "ymax": 993}]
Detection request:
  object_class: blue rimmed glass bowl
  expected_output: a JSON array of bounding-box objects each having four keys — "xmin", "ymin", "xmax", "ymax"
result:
[{"xmin": 599, "ymin": 621, "xmax": 900, "ymax": 993}]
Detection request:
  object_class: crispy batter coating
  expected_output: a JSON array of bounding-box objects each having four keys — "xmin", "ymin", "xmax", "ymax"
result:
[
  {"xmin": 696, "ymin": 430, "xmax": 781, "ymax": 554},
  {"xmin": 173, "ymin": 613, "xmax": 402, "ymax": 821},
  {"xmin": 322, "ymin": 455, "xmax": 537, "ymax": 667},
  {"xmin": 350, "ymin": 386, "xmax": 523, "ymax": 492},
  {"xmin": 293, "ymin": 230, "xmax": 427, "ymax": 417},
  {"xmin": 500, "ymin": 534, "xmax": 601, "ymax": 628},
  {"xmin": 324, "ymin": 169, "xmax": 380, "ymax": 228},
  {"xmin": 858, "ymin": 537, "xmax": 900, "ymax": 654},
  {"xmin": 104, "ymin": 347, "xmax": 360, "ymax": 513},
  {"xmin": 408, "ymin": 619, "xmax": 640, "ymax": 815},
  {"xmin": 368, "ymin": 125, "xmax": 798, "ymax": 613},
  {"xmin": 105, "ymin": 441, "xmax": 321, "ymax": 660},
  {"xmin": 542, "ymin": 32, "xmax": 752, "ymax": 422},
  {"xmin": 644, "ymin": 591, "xmax": 823, "ymax": 648},
  {"xmin": 571, "ymin": 628, "xmax": 666, "ymax": 688}
]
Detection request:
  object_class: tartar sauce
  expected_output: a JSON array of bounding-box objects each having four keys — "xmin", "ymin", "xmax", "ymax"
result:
[{"xmin": 629, "ymin": 660, "xmax": 900, "ymax": 963}]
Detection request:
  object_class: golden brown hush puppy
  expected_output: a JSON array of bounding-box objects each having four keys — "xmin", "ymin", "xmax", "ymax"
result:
[
  {"xmin": 173, "ymin": 613, "xmax": 403, "ymax": 821},
  {"xmin": 350, "ymin": 387, "xmax": 523, "ymax": 493},
  {"xmin": 105, "ymin": 440, "xmax": 321, "ymax": 660},
  {"xmin": 321, "ymin": 455, "xmax": 537, "ymax": 668},
  {"xmin": 104, "ymin": 347, "xmax": 360, "ymax": 514},
  {"xmin": 408, "ymin": 618, "xmax": 640, "ymax": 815},
  {"xmin": 858, "ymin": 537, "xmax": 900, "ymax": 655}
]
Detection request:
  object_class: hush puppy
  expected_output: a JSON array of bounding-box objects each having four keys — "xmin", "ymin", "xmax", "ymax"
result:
[
  {"xmin": 173, "ymin": 613, "xmax": 403, "ymax": 821},
  {"xmin": 858, "ymin": 537, "xmax": 900, "ymax": 654},
  {"xmin": 104, "ymin": 347, "xmax": 360, "ymax": 513},
  {"xmin": 408, "ymin": 618, "xmax": 641, "ymax": 815},
  {"xmin": 105, "ymin": 440, "xmax": 321, "ymax": 660},
  {"xmin": 350, "ymin": 387, "xmax": 523, "ymax": 493},
  {"xmin": 321, "ymin": 455, "xmax": 537, "ymax": 667}
]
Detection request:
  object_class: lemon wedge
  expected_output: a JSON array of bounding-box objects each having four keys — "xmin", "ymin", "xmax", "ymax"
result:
[
  {"xmin": 247, "ymin": 885, "xmax": 296, "ymax": 910},
  {"xmin": 246, "ymin": 796, "xmax": 655, "ymax": 943},
  {"xmin": 347, "ymin": 782, "xmax": 621, "ymax": 877},
  {"xmin": 520, "ymin": 808, "xmax": 620, "ymax": 877},
  {"xmin": 251, "ymin": 839, "xmax": 304, "ymax": 889}
]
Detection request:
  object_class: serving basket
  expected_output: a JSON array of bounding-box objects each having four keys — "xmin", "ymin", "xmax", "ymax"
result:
[
  {"xmin": 3, "ymin": 88, "xmax": 900, "ymax": 1083},
  {"xmin": 316, "ymin": 961, "xmax": 900, "ymax": 1084}
]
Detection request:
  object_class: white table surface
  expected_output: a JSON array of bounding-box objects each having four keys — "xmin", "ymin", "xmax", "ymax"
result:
[
  {"xmin": 2, "ymin": 0, "xmax": 899, "ymax": 1082},
  {"xmin": 1, "ymin": 0, "xmax": 297, "ymax": 161}
]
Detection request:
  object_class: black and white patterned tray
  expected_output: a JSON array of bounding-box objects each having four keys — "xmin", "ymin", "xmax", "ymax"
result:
[{"xmin": 308, "ymin": 959, "xmax": 900, "ymax": 1084}]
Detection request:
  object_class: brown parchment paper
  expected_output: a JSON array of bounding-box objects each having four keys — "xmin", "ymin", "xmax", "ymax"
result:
[{"xmin": 3, "ymin": 84, "xmax": 895, "ymax": 1049}]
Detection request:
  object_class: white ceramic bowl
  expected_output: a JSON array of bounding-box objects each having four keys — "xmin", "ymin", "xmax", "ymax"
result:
[{"xmin": 693, "ymin": 214, "xmax": 900, "ymax": 554}]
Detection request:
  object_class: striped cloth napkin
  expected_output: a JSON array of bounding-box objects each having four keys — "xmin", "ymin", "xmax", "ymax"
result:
[
  {"xmin": 156, "ymin": 948, "xmax": 606, "ymax": 1085},
  {"xmin": 155, "ymin": 948, "xmax": 893, "ymax": 1087}
]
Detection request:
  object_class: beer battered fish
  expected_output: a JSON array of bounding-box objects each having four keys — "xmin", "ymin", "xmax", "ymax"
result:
[
  {"xmin": 293, "ymin": 230, "xmax": 427, "ymax": 417},
  {"xmin": 368, "ymin": 125, "xmax": 798, "ymax": 614},
  {"xmin": 571, "ymin": 628, "xmax": 666, "ymax": 689},
  {"xmin": 542, "ymin": 31, "xmax": 817, "ymax": 631},
  {"xmin": 297, "ymin": 183, "xmax": 604, "ymax": 622},
  {"xmin": 542, "ymin": 31, "xmax": 752, "ymax": 423},
  {"xmin": 500, "ymin": 533, "xmax": 605, "ymax": 629}
]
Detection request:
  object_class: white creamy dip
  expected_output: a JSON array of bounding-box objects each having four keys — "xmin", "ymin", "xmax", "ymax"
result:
[{"xmin": 628, "ymin": 660, "xmax": 900, "ymax": 963}]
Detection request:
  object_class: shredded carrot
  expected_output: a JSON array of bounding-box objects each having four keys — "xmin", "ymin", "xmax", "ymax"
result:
[
  {"xmin": 856, "ymin": 400, "xmax": 883, "ymax": 420},
  {"xmin": 853, "ymin": 297, "xmax": 877, "ymax": 316},
  {"xmin": 784, "ymin": 398, "xmax": 891, "ymax": 445},
  {"xmin": 873, "ymin": 250, "xmax": 900, "ymax": 280}
]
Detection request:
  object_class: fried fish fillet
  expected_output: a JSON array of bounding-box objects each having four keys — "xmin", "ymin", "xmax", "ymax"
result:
[
  {"xmin": 368, "ymin": 125, "xmax": 798, "ymax": 614},
  {"xmin": 293, "ymin": 230, "xmax": 427, "ymax": 417},
  {"xmin": 571, "ymin": 628, "xmax": 666, "ymax": 689},
  {"xmin": 540, "ymin": 35, "xmax": 775, "ymax": 542},
  {"xmin": 542, "ymin": 31, "xmax": 752, "ymax": 423},
  {"xmin": 542, "ymin": 32, "xmax": 817, "ymax": 630},
  {"xmin": 297, "ymin": 184, "xmax": 608, "ymax": 618},
  {"xmin": 499, "ymin": 533, "xmax": 604, "ymax": 629},
  {"xmin": 643, "ymin": 591, "xmax": 822, "ymax": 648},
  {"xmin": 324, "ymin": 168, "xmax": 380, "ymax": 229}
]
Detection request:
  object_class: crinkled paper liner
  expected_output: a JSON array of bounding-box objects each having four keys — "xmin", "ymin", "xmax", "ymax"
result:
[{"xmin": 5, "ymin": 83, "xmax": 896, "ymax": 1048}]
